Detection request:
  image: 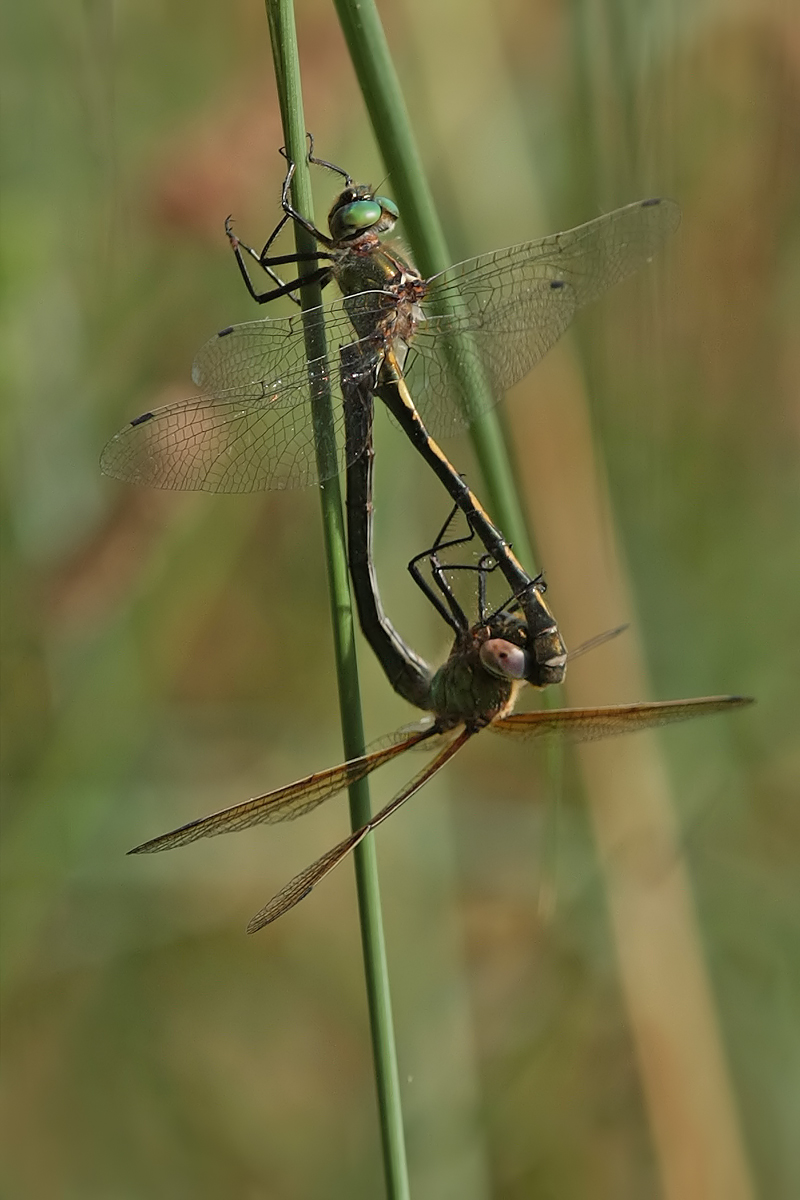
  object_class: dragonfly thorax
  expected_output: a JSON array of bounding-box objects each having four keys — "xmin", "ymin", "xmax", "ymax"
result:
[
  {"xmin": 337, "ymin": 245, "xmax": 425, "ymax": 345},
  {"xmin": 428, "ymin": 625, "xmax": 526, "ymax": 729}
]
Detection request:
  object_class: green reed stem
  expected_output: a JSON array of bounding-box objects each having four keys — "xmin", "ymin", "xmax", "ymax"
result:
[
  {"xmin": 332, "ymin": 0, "xmax": 538, "ymax": 577},
  {"xmin": 265, "ymin": 5, "xmax": 410, "ymax": 1198}
]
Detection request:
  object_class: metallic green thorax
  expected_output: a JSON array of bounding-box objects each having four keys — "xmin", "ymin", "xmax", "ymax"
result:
[
  {"xmin": 337, "ymin": 238, "xmax": 422, "ymax": 345},
  {"xmin": 335, "ymin": 237, "xmax": 408, "ymax": 297}
]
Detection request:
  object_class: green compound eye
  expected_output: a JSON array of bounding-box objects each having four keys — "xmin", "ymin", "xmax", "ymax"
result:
[
  {"xmin": 375, "ymin": 196, "xmax": 398, "ymax": 220},
  {"xmin": 339, "ymin": 200, "xmax": 382, "ymax": 229}
]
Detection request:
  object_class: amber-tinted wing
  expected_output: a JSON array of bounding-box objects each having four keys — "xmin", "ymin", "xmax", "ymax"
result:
[
  {"xmin": 128, "ymin": 725, "xmax": 437, "ymax": 855},
  {"xmin": 246, "ymin": 727, "xmax": 473, "ymax": 931},
  {"xmin": 489, "ymin": 695, "xmax": 753, "ymax": 742}
]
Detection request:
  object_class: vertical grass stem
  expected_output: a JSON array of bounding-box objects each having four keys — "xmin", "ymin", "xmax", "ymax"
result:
[{"xmin": 265, "ymin": 5, "xmax": 410, "ymax": 1197}]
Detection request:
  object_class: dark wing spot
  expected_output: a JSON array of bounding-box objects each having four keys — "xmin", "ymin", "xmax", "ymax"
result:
[
  {"xmin": 130, "ymin": 412, "xmax": 154, "ymax": 427},
  {"xmin": 641, "ymin": 198, "xmax": 661, "ymax": 208},
  {"xmin": 550, "ymin": 279, "xmax": 566, "ymax": 289},
  {"xmin": 217, "ymin": 326, "xmax": 234, "ymax": 338}
]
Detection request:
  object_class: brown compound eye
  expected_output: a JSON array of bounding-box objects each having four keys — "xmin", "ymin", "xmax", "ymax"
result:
[{"xmin": 479, "ymin": 638, "xmax": 528, "ymax": 680}]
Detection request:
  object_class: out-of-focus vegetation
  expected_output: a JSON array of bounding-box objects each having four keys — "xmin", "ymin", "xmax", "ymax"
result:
[{"xmin": 1, "ymin": 1, "xmax": 798, "ymax": 1197}]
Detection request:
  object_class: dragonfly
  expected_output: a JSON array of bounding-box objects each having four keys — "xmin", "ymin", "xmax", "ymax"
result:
[
  {"xmin": 101, "ymin": 146, "xmax": 681, "ymax": 687},
  {"xmin": 129, "ymin": 500, "xmax": 752, "ymax": 931}
]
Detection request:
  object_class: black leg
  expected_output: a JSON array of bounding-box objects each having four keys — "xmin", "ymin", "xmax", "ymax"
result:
[
  {"xmin": 226, "ymin": 214, "xmax": 301, "ymax": 306},
  {"xmin": 408, "ymin": 505, "xmax": 478, "ymax": 633},
  {"xmin": 278, "ymin": 160, "xmax": 335, "ymax": 248},
  {"xmin": 428, "ymin": 553, "xmax": 504, "ymax": 628},
  {"xmin": 476, "ymin": 570, "xmax": 547, "ymax": 627},
  {"xmin": 225, "ymin": 215, "xmax": 334, "ymax": 306},
  {"xmin": 408, "ymin": 508, "xmax": 508, "ymax": 634},
  {"xmin": 225, "ymin": 146, "xmax": 343, "ymax": 308},
  {"xmin": 306, "ymin": 135, "xmax": 353, "ymax": 186}
]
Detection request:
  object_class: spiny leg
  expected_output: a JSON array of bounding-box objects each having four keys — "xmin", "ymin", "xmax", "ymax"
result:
[{"xmin": 408, "ymin": 503, "xmax": 479, "ymax": 633}]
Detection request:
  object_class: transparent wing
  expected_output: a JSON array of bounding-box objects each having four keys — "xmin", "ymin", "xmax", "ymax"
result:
[
  {"xmin": 100, "ymin": 297, "xmax": 389, "ymax": 492},
  {"xmin": 406, "ymin": 197, "xmax": 681, "ymax": 437},
  {"xmin": 489, "ymin": 695, "xmax": 752, "ymax": 743},
  {"xmin": 128, "ymin": 725, "xmax": 436, "ymax": 854},
  {"xmin": 101, "ymin": 201, "xmax": 680, "ymax": 486}
]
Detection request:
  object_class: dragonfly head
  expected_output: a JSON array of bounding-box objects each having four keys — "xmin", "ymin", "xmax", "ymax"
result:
[
  {"xmin": 328, "ymin": 185, "xmax": 399, "ymax": 242},
  {"xmin": 482, "ymin": 601, "xmax": 567, "ymax": 689}
]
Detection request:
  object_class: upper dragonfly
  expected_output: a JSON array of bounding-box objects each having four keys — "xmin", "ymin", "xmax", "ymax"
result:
[{"xmin": 101, "ymin": 149, "xmax": 680, "ymax": 683}]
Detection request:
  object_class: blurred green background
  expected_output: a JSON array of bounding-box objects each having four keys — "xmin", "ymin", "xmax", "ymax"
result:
[{"xmin": 2, "ymin": 0, "xmax": 798, "ymax": 1197}]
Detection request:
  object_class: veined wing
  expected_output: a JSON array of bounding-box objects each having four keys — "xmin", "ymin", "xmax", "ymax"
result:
[
  {"xmin": 100, "ymin": 299, "xmax": 389, "ymax": 492},
  {"xmin": 404, "ymin": 278, "xmax": 575, "ymax": 436},
  {"xmin": 190, "ymin": 294, "xmax": 391, "ymax": 393},
  {"xmin": 429, "ymin": 197, "xmax": 681, "ymax": 314},
  {"xmin": 128, "ymin": 725, "xmax": 439, "ymax": 855},
  {"xmin": 247, "ymin": 727, "xmax": 473, "ymax": 931},
  {"xmin": 406, "ymin": 197, "xmax": 680, "ymax": 436},
  {"xmin": 489, "ymin": 695, "xmax": 753, "ymax": 742}
]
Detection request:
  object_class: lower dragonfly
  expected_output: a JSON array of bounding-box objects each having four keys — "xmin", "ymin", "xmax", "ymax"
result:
[
  {"xmin": 129, "ymin": 495, "xmax": 752, "ymax": 930},
  {"xmin": 101, "ymin": 145, "xmax": 681, "ymax": 685}
]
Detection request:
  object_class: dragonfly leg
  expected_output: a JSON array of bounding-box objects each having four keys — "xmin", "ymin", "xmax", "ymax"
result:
[
  {"xmin": 428, "ymin": 501, "xmax": 472, "ymax": 556},
  {"xmin": 305, "ymin": 134, "xmax": 353, "ymax": 186},
  {"xmin": 409, "ymin": 509, "xmax": 508, "ymax": 632},
  {"xmin": 408, "ymin": 558, "xmax": 463, "ymax": 634},
  {"xmin": 277, "ymin": 158, "xmax": 336, "ymax": 248},
  {"xmin": 408, "ymin": 505, "xmax": 476, "ymax": 632},
  {"xmin": 430, "ymin": 550, "xmax": 506, "ymax": 627},
  {"xmin": 257, "ymin": 209, "xmax": 292, "ymax": 259},
  {"xmin": 430, "ymin": 552, "xmax": 521, "ymax": 628},
  {"xmin": 225, "ymin": 215, "xmax": 333, "ymax": 306},
  {"xmin": 226, "ymin": 213, "xmax": 302, "ymax": 307}
]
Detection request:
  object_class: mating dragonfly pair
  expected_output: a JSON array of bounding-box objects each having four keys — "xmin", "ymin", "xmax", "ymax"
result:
[{"xmin": 103, "ymin": 146, "xmax": 751, "ymax": 929}]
